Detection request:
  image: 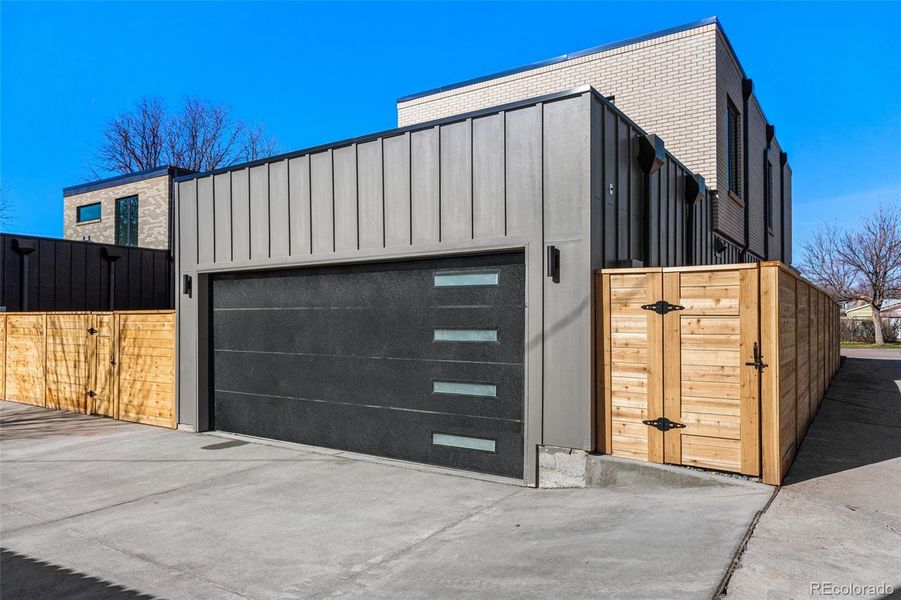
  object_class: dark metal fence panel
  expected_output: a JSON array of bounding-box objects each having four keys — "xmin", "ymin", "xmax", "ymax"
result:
[{"xmin": 0, "ymin": 234, "xmax": 173, "ymax": 312}]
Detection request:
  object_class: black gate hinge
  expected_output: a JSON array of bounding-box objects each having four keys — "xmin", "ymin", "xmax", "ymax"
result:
[
  {"xmin": 640, "ymin": 300, "xmax": 685, "ymax": 315},
  {"xmin": 642, "ymin": 417, "xmax": 686, "ymax": 432},
  {"xmin": 87, "ymin": 327, "xmax": 98, "ymax": 335}
]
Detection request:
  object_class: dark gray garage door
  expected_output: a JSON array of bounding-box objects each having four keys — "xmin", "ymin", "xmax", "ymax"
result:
[{"xmin": 211, "ymin": 252, "xmax": 525, "ymax": 478}]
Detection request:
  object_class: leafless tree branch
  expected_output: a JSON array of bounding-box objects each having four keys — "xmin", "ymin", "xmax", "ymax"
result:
[
  {"xmin": 800, "ymin": 202, "xmax": 901, "ymax": 345},
  {"xmin": 94, "ymin": 96, "xmax": 278, "ymax": 175}
]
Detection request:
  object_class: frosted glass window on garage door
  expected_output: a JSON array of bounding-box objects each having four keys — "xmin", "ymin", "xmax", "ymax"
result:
[
  {"xmin": 433, "ymin": 272, "xmax": 499, "ymax": 287},
  {"xmin": 433, "ymin": 329, "xmax": 498, "ymax": 343}
]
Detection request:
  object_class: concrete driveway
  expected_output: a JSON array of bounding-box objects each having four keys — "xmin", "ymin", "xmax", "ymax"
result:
[
  {"xmin": 0, "ymin": 401, "xmax": 771, "ymax": 600},
  {"xmin": 723, "ymin": 348, "xmax": 901, "ymax": 599}
]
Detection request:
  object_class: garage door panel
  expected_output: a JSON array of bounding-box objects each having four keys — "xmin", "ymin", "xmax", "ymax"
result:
[
  {"xmin": 212, "ymin": 251, "xmax": 525, "ymax": 478},
  {"xmin": 212, "ymin": 305, "xmax": 522, "ymax": 363},
  {"xmin": 212, "ymin": 254, "xmax": 524, "ymax": 310},
  {"xmin": 213, "ymin": 350, "xmax": 523, "ymax": 421},
  {"xmin": 214, "ymin": 391, "xmax": 523, "ymax": 478}
]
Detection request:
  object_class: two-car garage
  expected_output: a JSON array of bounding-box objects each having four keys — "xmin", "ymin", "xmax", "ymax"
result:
[{"xmin": 211, "ymin": 252, "xmax": 525, "ymax": 478}]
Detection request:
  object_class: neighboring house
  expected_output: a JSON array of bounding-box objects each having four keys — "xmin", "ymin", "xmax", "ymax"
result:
[
  {"xmin": 845, "ymin": 300, "xmax": 901, "ymax": 321},
  {"xmin": 63, "ymin": 166, "xmax": 193, "ymax": 250},
  {"xmin": 397, "ymin": 17, "xmax": 791, "ymax": 264}
]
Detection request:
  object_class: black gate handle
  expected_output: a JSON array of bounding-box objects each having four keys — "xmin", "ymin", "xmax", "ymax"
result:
[{"xmin": 745, "ymin": 342, "xmax": 768, "ymax": 371}]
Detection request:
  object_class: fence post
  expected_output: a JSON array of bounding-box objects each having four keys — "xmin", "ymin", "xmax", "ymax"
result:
[{"xmin": 760, "ymin": 263, "xmax": 781, "ymax": 485}]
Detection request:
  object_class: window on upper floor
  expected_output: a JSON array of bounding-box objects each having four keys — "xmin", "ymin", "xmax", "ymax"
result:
[
  {"xmin": 726, "ymin": 102, "xmax": 741, "ymax": 195},
  {"xmin": 76, "ymin": 202, "xmax": 101, "ymax": 223},
  {"xmin": 116, "ymin": 195, "xmax": 139, "ymax": 246}
]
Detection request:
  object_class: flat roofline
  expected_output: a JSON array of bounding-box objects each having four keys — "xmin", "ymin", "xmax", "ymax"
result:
[
  {"xmin": 177, "ymin": 87, "xmax": 594, "ymax": 183},
  {"xmin": 175, "ymin": 85, "xmax": 702, "ymax": 188},
  {"xmin": 398, "ymin": 16, "xmax": 748, "ymax": 104},
  {"xmin": 63, "ymin": 166, "xmax": 195, "ymax": 197}
]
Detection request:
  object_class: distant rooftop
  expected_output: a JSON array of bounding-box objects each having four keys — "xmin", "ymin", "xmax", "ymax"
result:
[{"xmin": 63, "ymin": 166, "xmax": 194, "ymax": 197}]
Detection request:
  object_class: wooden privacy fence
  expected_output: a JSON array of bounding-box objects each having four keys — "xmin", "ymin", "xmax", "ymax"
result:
[
  {"xmin": 1, "ymin": 311, "xmax": 175, "ymax": 429},
  {"xmin": 597, "ymin": 262, "xmax": 839, "ymax": 485}
]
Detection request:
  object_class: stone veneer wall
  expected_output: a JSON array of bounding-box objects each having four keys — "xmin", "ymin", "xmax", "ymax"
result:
[{"xmin": 64, "ymin": 175, "xmax": 170, "ymax": 250}]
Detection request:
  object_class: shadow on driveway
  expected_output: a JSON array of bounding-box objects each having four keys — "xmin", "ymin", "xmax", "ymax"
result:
[
  {"xmin": 0, "ymin": 548, "xmax": 156, "ymax": 600},
  {"xmin": 784, "ymin": 352, "xmax": 901, "ymax": 484}
]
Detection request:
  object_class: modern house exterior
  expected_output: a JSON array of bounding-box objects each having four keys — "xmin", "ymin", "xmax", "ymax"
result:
[
  {"xmin": 397, "ymin": 17, "xmax": 792, "ymax": 264},
  {"xmin": 173, "ymin": 80, "xmax": 790, "ymax": 484},
  {"xmin": 63, "ymin": 166, "xmax": 192, "ymax": 250}
]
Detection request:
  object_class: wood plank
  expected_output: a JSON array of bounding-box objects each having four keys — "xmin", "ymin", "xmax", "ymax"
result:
[
  {"xmin": 680, "ymin": 317, "xmax": 740, "ymax": 336},
  {"xmin": 679, "ymin": 271, "xmax": 741, "ymax": 287},
  {"xmin": 759, "ymin": 264, "xmax": 780, "ymax": 484},
  {"xmin": 662, "ymin": 271, "xmax": 681, "ymax": 465},
  {"xmin": 681, "ymin": 435, "xmax": 741, "ymax": 471},
  {"xmin": 739, "ymin": 266, "xmax": 761, "ymax": 477},
  {"xmin": 682, "ymin": 412, "xmax": 741, "ymax": 439}
]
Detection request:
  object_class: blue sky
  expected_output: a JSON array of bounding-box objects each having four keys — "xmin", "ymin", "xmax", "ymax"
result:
[{"xmin": 1, "ymin": 1, "xmax": 899, "ymax": 263}]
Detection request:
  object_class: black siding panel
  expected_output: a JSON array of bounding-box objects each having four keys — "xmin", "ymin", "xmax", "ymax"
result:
[{"xmin": 0, "ymin": 233, "xmax": 172, "ymax": 312}]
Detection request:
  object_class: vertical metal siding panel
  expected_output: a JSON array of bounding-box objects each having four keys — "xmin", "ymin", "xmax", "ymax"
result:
[
  {"xmin": 213, "ymin": 172, "xmax": 232, "ymax": 262},
  {"xmin": 616, "ymin": 117, "xmax": 629, "ymax": 261},
  {"xmin": 543, "ymin": 96, "xmax": 592, "ymax": 450},
  {"xmin": 383, "ymin": 134, "xmax": 411, "ymax": 247},
  {"xmin": 675, "ymin": 167, "xmax": 684, "ymax": 266},
  {"xmin": 333, "ymin": 145, "xmax": 358, "ymax": 252},
  {"xmin": 249, "ymin": 165, "xmax": 269, "ymax": 260},
  {"xmin": 648, "ymin": 170, "xmax": 660, "ymax": 266},
  {"xmin": 269, "ymin": 159, "xmax": 290, "ymax": 258},
  {"xmin": 590, "ymin": 98, "xmax": 604, "ymax": 269},
  {"xmin": 197, "ymin": 176, "xmax": 215, "ymax": 265},
  {"xmin": 230, "ymin": 169, "xmax": 250, "ymax": 262},
  {"xmin": 472, "ymin": 114, "xmax": 505, "ymax": 240},
  {"xmin": 178, "ymin": 180, "xmax": 198, "ymax": 269},
  {"xmin": 310, "ymin": 151, "xmax": 335, "ymax": 254},
  {"xmin": 629, "ymin": 133, "xmax": 643, "ymax": 261},
  {"xmin": 357, "ymin": 140, "xmax": 384, "ymax": 250},
  {"xmin": 505, "ymin": 106, "xmax": 542, "ymax": 238},
  {"xmin": 783, "ymin": 165, "xmax": 793, "ymax": 264},
  {"xmin": 411, "ymin": 128, "xmax": 440, "ymax": 245},
  {"xmin": 667, "ymin": 161, "xmax": 676, "ymax": 266},
  {"xmin": 439, "ymin": 120, "xmax": 473, "ymax": 242},
  {"xmin": 288, "ymin": 156, "xmax": 312, "ymax": 255},
  {"xmin": 603, "ymin": 107, "xmax": 617, "ymax": 263}
]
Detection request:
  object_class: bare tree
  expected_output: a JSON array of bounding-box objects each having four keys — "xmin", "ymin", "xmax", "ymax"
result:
[
  {"xmin": 238, "ymin": 122, "xmax": 278, "ymax": 163},
  {"xmin": 801, "ymin": 203, "xmax": 901, "ymax": 345},
  {"xmin": 94, "ymin": 97, "xmax": 277, "ymax": 175},
  {"xmin": 0, "ymin": 185, "xmax": 13, "ymax": 230},
  {"xmin": 95, "ymin": 98, "xmax": 166, "ymax": 176}
]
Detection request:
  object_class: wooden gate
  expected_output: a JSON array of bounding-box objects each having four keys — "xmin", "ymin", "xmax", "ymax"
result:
[
  {"xmin": 1, "ymin": 311, "xmax": 175, "ymax": 428},
  {"xmin": 599, "ymin": 265, "xmax": 761, "ymax": 476},
  {"xmin": 661, "ymin": 266, "xmax": 759, "ymax": 475}
]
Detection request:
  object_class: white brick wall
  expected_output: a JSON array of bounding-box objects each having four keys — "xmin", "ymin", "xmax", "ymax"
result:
[{"xmin": 398, "ymin": 24, "xmax": 719, "ymax": 188}]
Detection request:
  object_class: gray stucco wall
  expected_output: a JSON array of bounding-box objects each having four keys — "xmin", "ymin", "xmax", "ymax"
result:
[{"xmin": 176, "ymin": 90, "xmax": 597, "ymax": 484}]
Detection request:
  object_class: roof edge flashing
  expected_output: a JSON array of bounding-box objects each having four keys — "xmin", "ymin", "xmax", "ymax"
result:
[
  {"xmin": 63, "ymin": 166, "xmax": 194, "ymax": 197},
  {"xmin": 397, "ymin": 17, "xmax": 720, "ymax": 104},
  {"xmin": 176, "ymin": 86, "xmax": 599, "ymax": 184}
]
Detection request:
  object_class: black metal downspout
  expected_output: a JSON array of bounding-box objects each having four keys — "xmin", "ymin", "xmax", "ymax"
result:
[
  {"xmin": 638, "ymin": 134, "xmax": 665, "ymax": 266},
  {"xmin": 763, "ymin": 125, "xmax": 776, "ymax": 261},
  {"xmin": 102, "ymin": 247, "xmax": 123, "ymax": 311},
  {"xmin": 684, "ymin": 174, "xmax": 706, "ymax": 266},
  {"xmin": 12, "ymin": 239, "xmax": 37, "ymax": 311},
  {"xmin": 779, "ymin": 151, "xmax": 789, "ymax": 263},
  {"xmin": 740, "ymin": 78, "xmax": 753, "ymax": 262}
]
